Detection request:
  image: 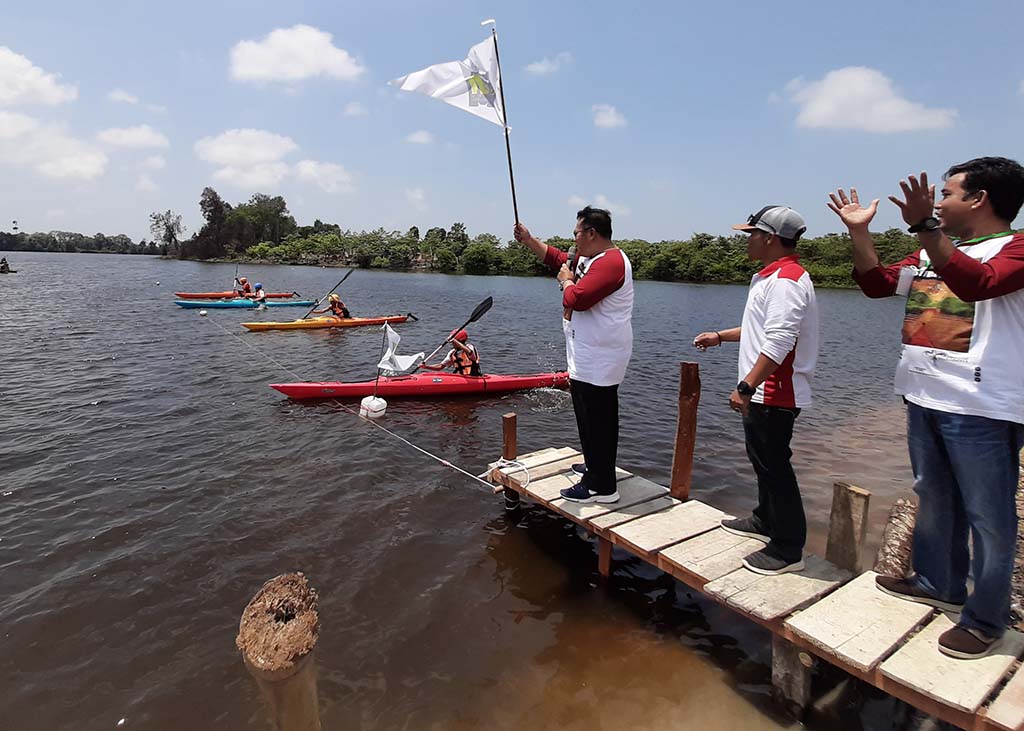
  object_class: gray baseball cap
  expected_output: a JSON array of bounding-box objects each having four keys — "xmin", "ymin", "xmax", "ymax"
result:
[{"xmin": 733, "ymin": 205, "xmax": 807, "ymax": 240}]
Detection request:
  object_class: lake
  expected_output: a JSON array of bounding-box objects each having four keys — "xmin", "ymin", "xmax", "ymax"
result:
[{"xmin": 0, "ymin": 252, "xmax": 915, "ymax": 730}]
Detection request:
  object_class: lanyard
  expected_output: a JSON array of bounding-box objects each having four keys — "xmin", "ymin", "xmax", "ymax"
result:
[{"xmin": 955, "ymin": 231, "xmax": 1014, "ymax": 246}]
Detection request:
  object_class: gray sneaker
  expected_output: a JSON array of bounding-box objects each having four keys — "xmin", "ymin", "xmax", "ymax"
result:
[
  {"xmin": 743, "ymin": 549, "xmax": 804, "ymax": 575},
  {"xmin": 720, "ymin": 517, "xmax": 770, "ymax": 544},
  {"xmin": 571, "ymin": 463, "xmax": 587, "ymax": 476}
]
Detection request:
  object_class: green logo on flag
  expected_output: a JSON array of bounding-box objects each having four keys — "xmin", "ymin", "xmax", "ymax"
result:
[{"xmin": 466, "ymin": 72, "xmax": 496, "ymax": 107}]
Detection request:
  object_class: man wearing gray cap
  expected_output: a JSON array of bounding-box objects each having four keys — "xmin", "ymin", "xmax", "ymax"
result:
[{"xmin": 693, "ymin": 205, "xmax": 819, "ymax": 575}]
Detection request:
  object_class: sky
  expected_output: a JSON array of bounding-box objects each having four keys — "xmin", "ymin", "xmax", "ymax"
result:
[{"xmin": 2, "ymin": 0, "xmax": 1023, "ymax": 243}]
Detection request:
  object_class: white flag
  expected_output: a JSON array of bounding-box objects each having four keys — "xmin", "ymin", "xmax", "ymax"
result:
[
  {"xmin": 390, "ymin": 37, "xmax": 505, "ymax": 127},
  {"xmin": 376, "ymin": 323, "xmax": 425, "ymax": 375}
]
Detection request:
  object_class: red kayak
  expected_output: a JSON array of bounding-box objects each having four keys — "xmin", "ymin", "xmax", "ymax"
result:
[
  {"xmin": 271, "ymin": 371, "xmax": 570, "ymax": 400},
  {"xmin": 174, "ymin": 290, "xmax": 298, "ymax": 299}
]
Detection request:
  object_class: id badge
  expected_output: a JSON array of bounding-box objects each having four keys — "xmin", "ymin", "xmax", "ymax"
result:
[{"xmin": 895, "ymin": 266, "xmax": 916, "ymax": 296}]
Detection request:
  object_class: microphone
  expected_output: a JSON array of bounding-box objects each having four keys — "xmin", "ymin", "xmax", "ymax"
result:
[{"xmin": 566, "ymin": 246, "xmax": 577, "ymax": 275}]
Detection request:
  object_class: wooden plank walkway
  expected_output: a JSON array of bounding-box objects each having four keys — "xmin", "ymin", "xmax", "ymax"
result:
[{"xmin": 488, "ymin": 446, "xmax": 1024, "ymax": 731}]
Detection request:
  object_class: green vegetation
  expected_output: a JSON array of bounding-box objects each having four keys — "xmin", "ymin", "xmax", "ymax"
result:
[
  {"xmin": 1, "ymin": 185, "xmax": 924, "ymax": 287},
  {"xmin": 0, "ymin": 229, "xmax": 158, "ymax": 255}
]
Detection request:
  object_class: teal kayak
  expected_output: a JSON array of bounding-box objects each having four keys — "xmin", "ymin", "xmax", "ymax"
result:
[{"xmin": 176, "ymin": 299, "xmax": 316, "ymax": 309}]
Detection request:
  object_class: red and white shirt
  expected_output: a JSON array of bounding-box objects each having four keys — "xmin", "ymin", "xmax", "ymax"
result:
[
  {"xmin": 854, "ymin": 233, "xmax": 1024, "ymax": 424},
  {"xmin": 739, "ymin": 255, "xmax": 819, "ymax": 408},
  {"xmin": 545, "ymin": 246, "xmax": 634, "ymax": 386}
]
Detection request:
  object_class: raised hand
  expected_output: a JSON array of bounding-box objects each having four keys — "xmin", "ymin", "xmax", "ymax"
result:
[
  {"xmin": 888, "ymin": 172, "xmax": 936, "ymax": 226},
  {"xmin": 513, "ymin": 222, "xmax": 531, "ymax": 244},
  {"xmin": 827, "ymin": 188, "xmax": 879, "ymax": 229}
]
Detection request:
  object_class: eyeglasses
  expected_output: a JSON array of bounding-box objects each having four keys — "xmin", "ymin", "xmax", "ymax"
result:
[{"xmin": 573, "ymin": 226, "xmax": 594, "ymax": 239}]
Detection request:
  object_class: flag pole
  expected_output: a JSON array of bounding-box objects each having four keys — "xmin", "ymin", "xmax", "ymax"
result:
[{"xmin": 485, "ymin": 21, "xmax": 520, "ymax": 225}]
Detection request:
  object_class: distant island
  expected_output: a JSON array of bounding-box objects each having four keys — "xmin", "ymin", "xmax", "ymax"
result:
[{"xmin": 2, "ymin": 186, "xmax": 922, "ymax": 287}]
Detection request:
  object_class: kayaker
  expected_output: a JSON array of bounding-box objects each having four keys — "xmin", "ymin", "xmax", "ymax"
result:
[
  {"xmin": 0, "ymin": 258, "xmax": 9, "ymax": 274},
  {"xmin": 311, "ymin": 293, "xmax": 351, "ymax": 318},
  {"xmin": 234, "ymin": 276, "xmax": 252, "ymax": 297},
  {"xmin": 253, "ymin": 282, "xmax": 267, "ymax": 304},
  {"xmin": 421, "ymin": 330, "xmax": 481, "ymax": 376}
]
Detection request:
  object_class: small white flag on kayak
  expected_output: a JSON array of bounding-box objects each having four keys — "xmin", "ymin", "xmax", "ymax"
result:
[
  {"xmin": 377, "ymin": 323, "xmax": 425, "ymax": 376},
  {"xmin": 390, "ymin": 36, "xmax": 505, "ymax": 127}
]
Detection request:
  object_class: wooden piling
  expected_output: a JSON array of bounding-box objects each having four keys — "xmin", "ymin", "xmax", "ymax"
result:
[
  {"xmin": 669, "ymin": 362, "xmax": 700, "ymax": 501},
  {"xmin": 825, "ymin": 482, "xmax": 872, "ymax": 574},
  {"xmin": 772, "ymin": 634, "xmax": 812, "ymax": 717},
  {"xmin": 873, "ymin": 498, "xmax": 916, "ymax": 578},
  {"xmin": 237, "ymin": 573, "xmax": 321, "ymax": 731},
  {"xmin": 502, "ymin": 413, "xmax": 521, "ymax": 512},
  {"xmin": 771, "ymin": 482, "xmax": 870, "ymax": 713}
]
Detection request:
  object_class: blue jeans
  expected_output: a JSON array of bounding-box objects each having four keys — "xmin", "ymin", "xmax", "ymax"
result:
[{"xmin": 907, "ymin": 402, "xmax": 1024, "ymax": 637}]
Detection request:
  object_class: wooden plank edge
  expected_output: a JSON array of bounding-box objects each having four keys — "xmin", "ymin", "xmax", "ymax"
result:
[{"xmin": 610, "ymin": 521, "xmax": 721, "ymax": 561}]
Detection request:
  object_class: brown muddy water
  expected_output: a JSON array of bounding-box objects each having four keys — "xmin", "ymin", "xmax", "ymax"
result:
[{"xmin": 0, "ymin": 253, "xmax": 915, "ymax": 730}]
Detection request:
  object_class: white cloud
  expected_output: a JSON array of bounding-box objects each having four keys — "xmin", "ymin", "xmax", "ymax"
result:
[
  {"xmin": 0, "ymin": 110, "xmax": 38, "ymax": 139},
  {"xmin": 213, "ymin": 162, "xmax": 291, "ymax": 188},
  {"xmin": 404, "ymin": 130, "xmax": 434, "ymax": 144},
  {"xmin": 136, "ymin": 173, "xmax": 159, "ymax": 192},
  {"xmin": 194, "ymin": 128, "xmax": 297, "ymax": 167},
  {"xmin": 343, "ymin": 101, "xmax": 368, "ymax": 116},
  {"xmin": 107, "ymin": 88, "xmax": 166, "ymax": 114},
  {"xmin": 107, "ymin": 88, "xmax": 139, "ymax": 105},
  {"xmin": 592, "ymin": 103, "xmax": 627, "ymax": 129},
  {"xmin": 0, "ymin": 111, "xmax": 106, "ymax": 180},
  {"xmin": 294, "ymin": 159, "xmax": 354, "ymax": 193},
  {"xmin": 785, "ymin": 67, "xmax": 956, "ymax": 133},
  {"xmin": 0, "ymin": 47, "xmax": 77, "ymax": 106},
  {"xmin": 405, "ymin": 187, "xmax": 427, "ymax": 212},
  {"xmin": 567, "ymin": 193, "xmax": 631, "ymax": 217},
  {"xmin": 525, "ymin": 51, "xmax": 572, "ymax": 75},
  {"xmin": 97, "ymin": 124, "xmax": 170, "ymax": 148},
  {"xmin": 230, "ymin": 25, "xmax": 366, "ymax": 83},
  {"xmin": 141, "ymin": 154, "xmax": 166, "ymax": 170}
]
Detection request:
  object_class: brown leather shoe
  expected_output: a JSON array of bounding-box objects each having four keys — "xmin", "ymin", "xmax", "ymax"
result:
[
  {"xmin": 938, "ymin": 625, "xmax": 998, "ymax": 659},
  {"xmin": 874, "ymin": 575, "xmax": 964, "ymax": 612}
]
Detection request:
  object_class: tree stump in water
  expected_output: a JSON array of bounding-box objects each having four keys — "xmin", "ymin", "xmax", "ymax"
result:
[
  {"xmin": 873, "ymin": 498, "xmax": 916, "ymax": 578},
  {"xmin": 237, "ymin": 572, "xmax": 321, "ymax": 731}
]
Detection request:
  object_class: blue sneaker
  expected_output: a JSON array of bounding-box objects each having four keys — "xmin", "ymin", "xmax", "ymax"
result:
[{"xmin": 559, "ymin": 482, "xmax": 620, "ymax": 503}]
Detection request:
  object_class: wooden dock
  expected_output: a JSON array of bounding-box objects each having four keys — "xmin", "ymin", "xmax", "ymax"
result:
[{"xmin": 486, "ymin": 365, "xmax": 1024, "ymax": 731}]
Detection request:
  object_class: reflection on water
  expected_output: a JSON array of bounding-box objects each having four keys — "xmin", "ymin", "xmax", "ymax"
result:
[{"xmin": 0, "ymin": 254, "xmax": 913, "ymax": 730}]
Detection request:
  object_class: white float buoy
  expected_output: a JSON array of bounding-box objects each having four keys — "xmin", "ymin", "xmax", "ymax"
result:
[
  {"xmin": 199, "ymin": 309, "xmax": 208, "ymax": 316},
  {"xmin": 359, "ymin": 395, "xmax": 387, "ymax": 419},
  {"xmin": 155, "ymin": 281, "xmax": 160, "ymax": 285}
]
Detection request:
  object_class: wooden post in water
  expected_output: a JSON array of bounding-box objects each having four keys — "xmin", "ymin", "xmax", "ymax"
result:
[
  {"xmin": 873, "ymin": 498, "xmax": 916, "ymax": 577},
  {"xmin": 771, "ymin": 481, "xmax": 870, "ymax": 715},
  {"xmin": 237, "ymin": 573, "xmax": 321, "ymax": 731},
  {"xmin": 825, "ymin": 482, "xmax": 872, "ymax": 574},
  {"xmin": 502, "ymin": 412, "xmax": 521, "ymax": 512},
  {"xmin": 669, "ymin": 362, "xmax": 701, "ymax": 501}
]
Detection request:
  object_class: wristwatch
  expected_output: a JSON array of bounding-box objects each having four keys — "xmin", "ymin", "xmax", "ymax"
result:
[
  {"xmin": 736, "ymin": 380, "xmax": 756, "ymax": 396},
  {"xmin": 907, "ymin": 217, "xmax": 941, "ymax": 234}
]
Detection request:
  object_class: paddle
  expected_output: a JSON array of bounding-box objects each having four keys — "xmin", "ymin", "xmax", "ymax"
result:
[
  {"xmin": 301, "ymin": 268, "xmax": 355, "ymax": 319},
  {"xmin": 420, "ymin": 296, "xmax": 493, "ymax": 366}
]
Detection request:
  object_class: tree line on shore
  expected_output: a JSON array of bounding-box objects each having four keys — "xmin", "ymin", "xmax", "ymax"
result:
[{"xmin": 5, "ymin": 186, "xmax": 923, "ymax": 287}]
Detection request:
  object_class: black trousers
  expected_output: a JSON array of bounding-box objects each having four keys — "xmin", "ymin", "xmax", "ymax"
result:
[
  {"xmin": 569, "ymin": 379, "xmax": 619, "ymax": 495},
  {"xmin": 743, "ymin": 403, "xmax": 805, "ymax": 562}
]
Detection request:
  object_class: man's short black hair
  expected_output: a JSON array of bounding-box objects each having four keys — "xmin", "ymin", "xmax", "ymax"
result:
[
  {"xmin": 945, "ymin": 156, "xmax": 1024, "ymax": 223},
  {"xmin": 778, "ymin": 236, "xmax": 798, "ymax": 249},
  {"xmin": 577, "ymin": 206, "xmax": 612, "ymax": 239}
]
